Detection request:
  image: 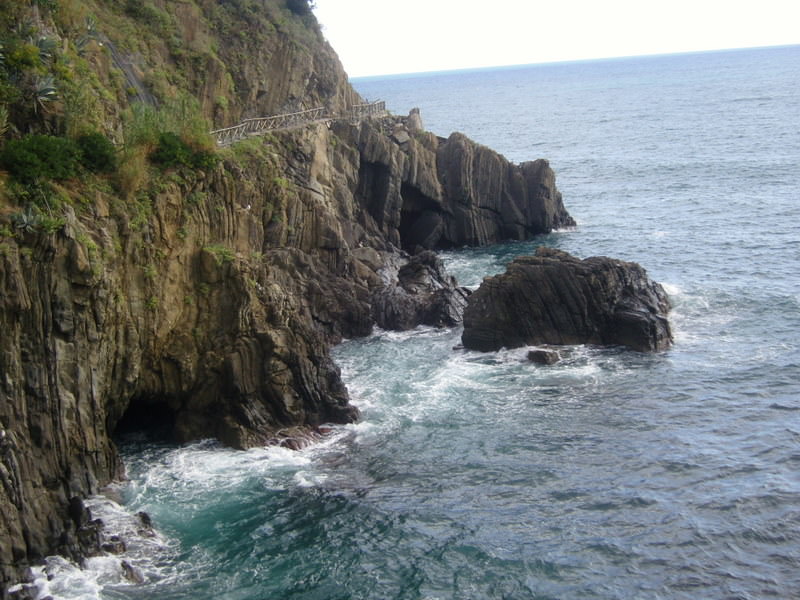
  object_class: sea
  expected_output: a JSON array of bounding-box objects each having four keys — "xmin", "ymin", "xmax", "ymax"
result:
[{"xmin": 26, "ymin": 45, "xmax": 800, "ymax": 599}]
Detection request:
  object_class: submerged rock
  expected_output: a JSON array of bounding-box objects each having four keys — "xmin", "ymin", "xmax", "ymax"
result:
[
  {"xmin": 527, "ymin": 348, "xmax": 562, "ymax": 365},
  {"xmin": 462, "ymin": 248, "xmax": 672, "ymax": 352}
]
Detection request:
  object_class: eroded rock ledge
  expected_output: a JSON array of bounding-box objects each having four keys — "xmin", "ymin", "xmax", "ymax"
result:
[
  {"xmin": 462, "ymin": 247, "xmax": 673, "ymax": 352},
  {"xmin": 347, "ymin": 111, "xmax": 575, "ymax": 252}
]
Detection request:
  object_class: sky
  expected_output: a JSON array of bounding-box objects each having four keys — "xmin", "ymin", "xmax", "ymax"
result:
[{"xmin": 312, "ymin": 0, "xmax": 800, "ymax": 78}]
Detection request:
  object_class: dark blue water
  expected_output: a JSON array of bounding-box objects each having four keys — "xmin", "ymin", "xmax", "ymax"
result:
[{"xmin": 33, "ymin": 47, "xmax": 800, "ymax": 599}]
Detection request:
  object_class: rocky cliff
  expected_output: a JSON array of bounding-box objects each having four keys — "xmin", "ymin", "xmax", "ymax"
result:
[
  {"xmin": 354, "ymin": 112, "xmax": 575, "ymax": 252},
  {"xmin": 0, "ymin": 2, "xmax": 575, "ymax": 591}
]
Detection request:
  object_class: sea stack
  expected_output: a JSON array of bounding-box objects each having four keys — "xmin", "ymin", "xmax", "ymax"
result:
[{"xmin": 461, "ymin": 247, "xmax": 673, "ymax": 352}]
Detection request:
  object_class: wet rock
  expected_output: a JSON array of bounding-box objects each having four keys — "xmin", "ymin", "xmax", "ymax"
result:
[
  {"xmin": 121, "ymin": 560, "xmax": 145, "ymax": 584},
  {"xmin": 67, "ymin": 497, "xmax": 89, "ymax": 528},
  {"xmin": 527, "ymin": 348, "xmax": 561, "ymax": 365},
  {"xmin": 463, "ymin": 248, "xmax": 672, "ymax": 352},
  {"xmin": 136, "ymin": 512, "xmax": 153, "ymax": 530},
  {"xmin": 101, "ymin": 536, "xmax": 126, "ymax": 554},
  {"xmin": 372, "ymin": 251, "xmax": 471, "ymax": 330}
]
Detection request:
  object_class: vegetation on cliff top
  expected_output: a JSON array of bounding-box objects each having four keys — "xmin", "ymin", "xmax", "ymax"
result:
[{"xmin": 0, "ymin": 0, "xmax": 338, "ymax": 234}]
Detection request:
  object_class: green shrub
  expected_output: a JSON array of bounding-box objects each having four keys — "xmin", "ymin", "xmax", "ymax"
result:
[
  {"xmin": 77, "ymin": 131, "xmax": 117, "ymax": 172},
  {"xmin": 150, "ymin": 131, "xmax": 193, "ymax": 169},
  {"xmin": 4, "ymin": 41, "xmax": 41, "ymax": 71},
  {"xmin": 162, "ymin": 95, "xmax": 215, "ymax": 152},
  {"xmin": 0, "ymin": 144, "xmax": 43, "ymax": 182},
  {"xmin": 125, "ymin": 0, "xmax": 171, "ymax": 30},
  {"xmin": 35, "ymin": 0, "xmax": 59, "ymax": 11},
  {"xmin": 190, "ymin": 147, "xmax": 218, "ymax": 170},
  {"xmin": 0, "ymin": 135, "xmax": 81, "ymax": 182},
  {"xmin": 150, "ymin": 131, "xmax": 218, "ymax": 171},
  {"xmin": 123, "ymin": 102, "xmax": 163, "ymax": 150},
  {"xmin": 204, "ymin": 244, "xmax": 235, "ymax": 265}
]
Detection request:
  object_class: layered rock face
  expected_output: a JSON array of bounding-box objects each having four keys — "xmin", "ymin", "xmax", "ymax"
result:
[
  {"xmin": 371, "ymin": 250, "xmax": 470, "ymax": 330},
  {"xmin": 462, "ymin": 247, "xmax": 673, "ymax": 352},
  {"xmin": 347, "ymin": 114, "xmax": 575, "ymax": 253}
]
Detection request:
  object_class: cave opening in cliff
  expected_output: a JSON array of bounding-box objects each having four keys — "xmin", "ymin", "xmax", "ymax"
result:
[
  {"xmin": 399, "ymin": 183, "xmax": 445, "ymax": 252},
  {"xmin": 113, "ymin": 396, "xmax": 177, "ymax": 442}
]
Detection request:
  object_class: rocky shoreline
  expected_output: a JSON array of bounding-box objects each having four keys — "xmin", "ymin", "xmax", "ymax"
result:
[
  {"xmin": 0, "ymin": 109, "xmax": 575, "ymax": 594},
  {"xmin": 0, "ymin": 2, "xmax": 673, "ymax": 595}
]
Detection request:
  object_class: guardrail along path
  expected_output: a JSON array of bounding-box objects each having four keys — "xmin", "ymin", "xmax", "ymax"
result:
[{"xmin": 210, "ymin": 101, "xmax": 386, "ymax": 146}]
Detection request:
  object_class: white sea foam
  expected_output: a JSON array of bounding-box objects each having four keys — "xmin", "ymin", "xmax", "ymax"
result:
[
  {"xmin": 13, "ymin": 492, "xmax": 176, "ymax": 600},
  {"xmin": 661, "ymin": 282, "xmax": 683, "ymax": 297},
  {"xmin": 29, "ymin": 556, "xmax": 106, "ymax": 600},
  {"xmin": 24, "ymin": 423, "xmax": 379, "ymax": 599},
  {"xmin": 293, "ymin": 470, "xmax": 329, "ymax": 488},
  {"xmin": 132, "ymin": 440, "xmax": 313, "ymax": 495}
]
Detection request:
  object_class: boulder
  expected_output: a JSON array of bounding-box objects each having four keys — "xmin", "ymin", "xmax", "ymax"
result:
[
  {"xmin": 372, "ymin": 251, "xmax": 471, "ymax": 330},
  {"xmin": 527, "ymin": 348, "xmax": 561, "ymax": 365},
  {"xmin": 391, "ymin": 125, "xmax": 411, "ymax": 145},
  {"xmin": 462, "ymin": 248, "xmax": 672, "ymax": 352}
]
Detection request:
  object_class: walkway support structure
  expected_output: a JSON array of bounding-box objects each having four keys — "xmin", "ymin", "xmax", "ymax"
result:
[{"xmin": 211, "ymin": 101, "xmax": 386, "ymax": 146}]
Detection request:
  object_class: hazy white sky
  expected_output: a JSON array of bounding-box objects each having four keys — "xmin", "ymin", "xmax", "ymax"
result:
[{"xmin": 312, "ymin": 0, "xmax": 800, "ymax": 77}]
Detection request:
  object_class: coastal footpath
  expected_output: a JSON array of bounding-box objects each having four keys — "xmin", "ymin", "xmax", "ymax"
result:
[{"xmin": 0, "ymin": 1, "xmax": 575, "ymax": 592}]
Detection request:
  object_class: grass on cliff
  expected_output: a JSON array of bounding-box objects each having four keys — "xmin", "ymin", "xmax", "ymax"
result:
[
  {"xmin": 0, "ymin": 0, "xmax": 325, "ymax": 235},
  {"xmin": 117, "ymin": 96, "xmax": 217, "ymax": 198}
]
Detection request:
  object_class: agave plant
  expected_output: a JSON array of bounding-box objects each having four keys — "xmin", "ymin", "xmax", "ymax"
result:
[
  {"xmin": 34, "ymin": 36, "xmax": 57, "ymax": 63},
  {"xmin": 12, "ymin": 207, "xmax": 39, "ymax": 234},
  {"xmin": 76, "ymin": 16, "xmax": 99, "ymax": 55},
  {"xmin": 33, "ymin": 75, "xmax": 58, "ymax": 113}
]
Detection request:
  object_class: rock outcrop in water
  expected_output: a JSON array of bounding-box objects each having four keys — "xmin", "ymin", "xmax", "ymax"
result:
[
  {"xmin": 0, "ymin": 3, "xmax": 575, "ymax": 591},
  {"xmin": 372, "ymin": 250, "xmax": 470, "ymax": 330},
  {"xmin": 462, "ymin": 248, "xmax": 673, "ymax": 352}
]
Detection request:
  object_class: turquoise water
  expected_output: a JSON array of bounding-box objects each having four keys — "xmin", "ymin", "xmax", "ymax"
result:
[{"xmin": 35, "ymin": 46, "xmax": 800, "ymax": 599}]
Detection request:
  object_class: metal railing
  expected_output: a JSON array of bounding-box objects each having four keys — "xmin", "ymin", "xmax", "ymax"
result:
[
  {"xmin": 210, "ymin": 101, "xmax": 386, "ymax": 146},
  {"xmin": 348, "ymin": 100, "xmax": 386, "ymax": 120}
]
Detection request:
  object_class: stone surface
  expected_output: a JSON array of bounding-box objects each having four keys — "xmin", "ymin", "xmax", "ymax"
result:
[
  {"xmin": 462, "ymin": 248, "xmax": 673, "ymax": 352},
  {"xmin": 372, "ymin": 251, "xmax": 471, "ymax": 330},
  {"xmin": 334, "ymin": 114, "xmax": 575, "ymax": 253},
  {"xmin": 527, "ymin": 348, "xmax": 562, "ymax": 365},
  {"xmin": 0, "ymin": 109, "xmax": 569, "ymax": 590}
]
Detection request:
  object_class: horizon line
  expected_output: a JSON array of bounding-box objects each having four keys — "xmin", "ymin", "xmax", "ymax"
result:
[{"xmin": 349, "ymin": 43, "xmax": 799, "ymax": 81}]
